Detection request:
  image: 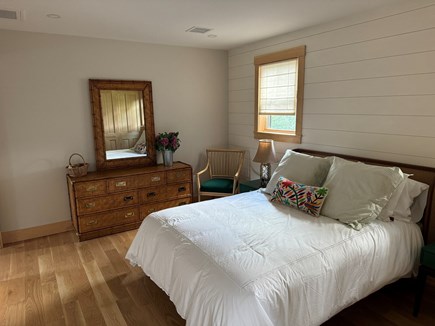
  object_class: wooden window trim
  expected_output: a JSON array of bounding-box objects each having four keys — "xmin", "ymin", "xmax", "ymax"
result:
[{"xmin": 254, "ymin": 45, "xmax": 306, "ymax": 144}]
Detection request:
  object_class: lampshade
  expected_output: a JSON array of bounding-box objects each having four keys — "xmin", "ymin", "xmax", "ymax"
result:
[{"xmin": 253, "ymin": 139, "xmax": 277, "ymax": 163}]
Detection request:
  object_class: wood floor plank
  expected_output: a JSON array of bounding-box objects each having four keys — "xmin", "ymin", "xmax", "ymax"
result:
[
  {"xmin": 100, "ymin": 264, "xmax": 131, "ymax": 301},
  {"xmin": 99, "ymin": 304, "xmax": 128, "ymax": 326},
  {"xmin": 76, "ymin": 289, "xmax": 106, "ymax": 325},
  {"xmin": 82, "ymin": 259, "xmax": 127, "ymax": 325},
  {"xmin": 36, "ymin": 236, "xmax": 51, "ymax": 256},
  {"xmin": 82, "ymin": 260, "xmax": 117, "ymax": 307},
  {"xmin": 125, "ymin": 275, "xmax": 153, "ymax": 307},
  {"xmin": 55, "ymin": 271, "xmax": 78, "ymax": 305},
  {"xmin": 0, "ymin": 280, "xmax": 8, "ymax": 322},
  {"xmin": 5, "ymin": 277, "xmax": 25, "ymax": 305},
  {"xmin": 24, "ymin": 276, "xmax": 44, "ymax": 326},
  {"xmin": 116, "ymin": 296, "xmax": 151, "ymax": 326},
  {"xmin": 5, "ymin": 302, "xmax": 26, "ymax": 326},
  {"xmin": 76, "ymin": 242, "xmax": 95, "ymax": 265},
  {"xmin": 88, "ymin": 238, "xmax": 111, "ymax": 267},
  {"xmin": 0, "ymin": 250, "xmax": 10, "ymax": 281},
  {"xmin": 38, "ymin": 254, "xmax": 56, "ymax": 284},
  {"xmin": 98, "ymin": 236, "xmax": 116, "ymax": 252},
  {"xmin": 109, "ymin": 232, "xmax": 132, "ymax": 256},
  {"xmin": 62, "ymin": 300, "xmax": 87, "ymax": 326},
  {"xmin": 1, "ymin": 230, "xmax": 435, "ymax": 326},
  {"xmin": 40, "ymin": 281, "xmax": 66, "ymax": 326},
  {"xmin": 9, "ymin": 242, "xmax": 25, "ymax": 280},
  {"xmin": 105, "ymin": 249, "xmax": 130, "ymax": 276},
  {"xmin": 39, "ymin": 253, "xmax": 65, "ymax": 325}
]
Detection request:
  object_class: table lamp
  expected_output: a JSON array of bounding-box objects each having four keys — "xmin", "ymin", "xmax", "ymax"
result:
[{"xmin": 253, "ymin": 139, "xmax": 277, "ymax": 187}]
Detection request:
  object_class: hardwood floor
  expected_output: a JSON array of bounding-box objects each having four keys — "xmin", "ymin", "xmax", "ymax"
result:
[
  {"xmin": 0, "ymin": 230, "xmax": 434, "ymax": 326},
  {"xmin": 0, "ymin": 230, "xmax": 184, "ymax": 326}
]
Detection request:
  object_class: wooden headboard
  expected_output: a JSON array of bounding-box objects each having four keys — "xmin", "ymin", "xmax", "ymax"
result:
[{"xmin": 295, "ymin": 149, "xmax": 435, "ymax": 244}]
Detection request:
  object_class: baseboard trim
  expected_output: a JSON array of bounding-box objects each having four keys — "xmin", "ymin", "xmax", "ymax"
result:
[{"xmin": 1, "ymin": 220, "xmax": 74, "ymax": 245}]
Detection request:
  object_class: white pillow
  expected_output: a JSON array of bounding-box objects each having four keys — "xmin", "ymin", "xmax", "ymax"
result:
[
  {"xmin": 321, "ymin": 157, "xmax": 405, "ymax": 230},
  {"xmin": 394, "ymin": 179, "xmax": 429, "ymax": 223},
  {"xmin": 264, "ymin": 150, "xmax": 331, "ymax": 194},
  {"xmin": 378, "ymin": 177, "xmax": 429, "ymax": 223},
  {"xmin": 377, "ymin": 174, "xmax": 409, "ymax": 222},
  {"xmin": 410, "ymin": 188, "xmax": 429, "ymax": 223}
]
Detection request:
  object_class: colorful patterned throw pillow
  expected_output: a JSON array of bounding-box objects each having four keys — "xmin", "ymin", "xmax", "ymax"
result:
[
  {"xmin": 270, "ymin": 176, "xmax": 329, "ymax": 217},
  {"xmin": 133, "ymin": 142, "xmax": 147, "ymax": 154}
]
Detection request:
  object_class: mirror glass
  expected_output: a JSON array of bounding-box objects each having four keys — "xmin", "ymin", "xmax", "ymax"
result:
[
  {"xmin": 89, "ymin": 79, "xmax": 157, "ymax": 170},
  {"xmin": 101, "ymin": 90, "xmax": 147, "ymax": 160}
]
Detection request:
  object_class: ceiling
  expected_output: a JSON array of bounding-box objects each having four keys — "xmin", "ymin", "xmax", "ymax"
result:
[{"xmin": 0, "ymin": 0, "xmax": 406, "ymax": 50}]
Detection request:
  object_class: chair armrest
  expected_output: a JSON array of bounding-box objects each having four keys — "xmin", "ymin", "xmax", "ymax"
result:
[
  {"xmin": 197, "ymin": 163, "xmax": 209, "ymax": 177},
  {"xmin": 232, "ymin": 172, "xmax": 241, "ymax": 194},
  {"xmin": 232, "ymin": 158, "xmax": 244, "ymax": 193},
  {"xmin": 196, "ymin": 162, "xmax": 210, "ymax": 192}
]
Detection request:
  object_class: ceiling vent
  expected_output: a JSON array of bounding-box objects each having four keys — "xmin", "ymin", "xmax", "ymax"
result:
[
  {"xmin": 0, "ymin": 9, "xmax": 23, "ymax": 20},
  {"xmin": 186, "ymin": 26, "xmax": 212, "ymax": 34}
]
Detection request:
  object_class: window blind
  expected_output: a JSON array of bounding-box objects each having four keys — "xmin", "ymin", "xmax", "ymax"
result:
[{"xmin": 258, "ymin": 59, "xmax": 298, "ymax": 115}]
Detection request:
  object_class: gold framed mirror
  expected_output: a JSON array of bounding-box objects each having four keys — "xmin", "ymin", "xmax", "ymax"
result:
[{"xmin": 89, "ymin": 79, "xmax": 157, "ymax": 170}]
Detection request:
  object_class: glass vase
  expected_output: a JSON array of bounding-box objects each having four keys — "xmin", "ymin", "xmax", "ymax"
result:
[{"xmin": 163, "ymin": 150, "xmax": 173, "ymax": 167}]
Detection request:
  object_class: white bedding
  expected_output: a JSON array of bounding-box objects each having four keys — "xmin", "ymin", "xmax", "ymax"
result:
[
  {"xmin": 105, "ymin": 149, "xmax": 147, "ymax": 160},
  {"xmin": 126, "ymin": 191, "xmax": 423, "ymax": 326}
]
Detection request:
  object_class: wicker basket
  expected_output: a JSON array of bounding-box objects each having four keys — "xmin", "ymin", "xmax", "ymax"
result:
[{"xmin": 66, "ymin": 153, "xmax": 88, "ymax": 177}]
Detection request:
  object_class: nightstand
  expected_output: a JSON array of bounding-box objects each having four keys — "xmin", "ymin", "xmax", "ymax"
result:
[
  {"xmin": 240, "ymin": 179, "xmax": 262, "ymax": 193},
  {"xmin": 413, "ymin": 243, "xmax": 435, "ymax": 316}
]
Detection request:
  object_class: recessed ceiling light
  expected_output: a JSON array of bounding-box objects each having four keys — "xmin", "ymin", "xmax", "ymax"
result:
[
  {"xmin": 208, "ymin": 34, "xmax": 217, "ymax": 38},
  {"xmin": 46, "ymin": 13, "xmax": 61, "ymax": 19}
]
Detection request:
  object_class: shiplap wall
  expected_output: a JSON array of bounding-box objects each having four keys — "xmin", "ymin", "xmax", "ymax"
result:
[{"xmin": 228, "ymin": 0, "xmax": 435, "ymax": 180}]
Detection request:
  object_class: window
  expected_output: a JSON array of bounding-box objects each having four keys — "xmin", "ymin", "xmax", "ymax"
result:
[{"xmin": 254, "ymin": 46, "xmax": 306, "ymax": 143}]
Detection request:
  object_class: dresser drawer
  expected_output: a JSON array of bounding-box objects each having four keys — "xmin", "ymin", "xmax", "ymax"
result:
[
  {"xmin": 136, "ymin": 172, "xmax": 166, "ymax": 188},
  {"xmin": 166, "ymin": 168, "xmax": 191, "ymax": 184},
  {"xmin": 139, "ymin": 186, "xmax": 166, "ymax": 204},
  {"xmin": 107, "ymin": 176, "xmax": 137, "ymax": 193},
  {"xmin": 166, "ymin": 183, "xmax": 192, "ymax": 199},
  {"xmin": 77, "ymin": 191, "xmax": 138, "ymax": 215},
  {"xmin": 140, "ymin": 197, "xmax": 191, "ymax": 220},
  {"xmin": 79, "ymin": 207, "xmax": 139, "ymax": 233},
  {"xmin": 74, "ymin": 180, "xmax": 107, "ymax": 198}
]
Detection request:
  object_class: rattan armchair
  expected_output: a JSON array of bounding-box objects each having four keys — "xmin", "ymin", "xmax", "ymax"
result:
[{"xmin": 197, "ymin": 148, "xmax": 245, "ymax": 202}]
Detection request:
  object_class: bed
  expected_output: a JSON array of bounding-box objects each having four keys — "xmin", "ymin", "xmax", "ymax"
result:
[
  {"xmin": 105, "ymin": 148, "xmax": 147, "ymax": 160},
  {"xmin": 126, "ymin": 149, "xmax": 435, "ymax": 326}
]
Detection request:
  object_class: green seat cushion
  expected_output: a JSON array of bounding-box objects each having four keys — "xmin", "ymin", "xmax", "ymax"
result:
[
  {"xmin": 421, "ymin": 243, "xmax": 435, "ymax": 269},
  {"xmin": 200, "ymin": 178, "xmax": 234, "ymax": 193}
]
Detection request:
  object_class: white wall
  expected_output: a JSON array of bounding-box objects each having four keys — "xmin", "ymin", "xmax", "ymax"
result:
[
  {"xmin": 0, "ymin": 30, "xmax": 228, "ymax": 231},
  {"xmin": 228, "ymin": 0, "xmax": 435, "ymax": 180}
]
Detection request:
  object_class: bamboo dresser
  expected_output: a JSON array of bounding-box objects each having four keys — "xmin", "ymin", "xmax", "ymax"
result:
[{"xmin": 67, "ymin": 162, "xmax": 192, "ymax": 241}]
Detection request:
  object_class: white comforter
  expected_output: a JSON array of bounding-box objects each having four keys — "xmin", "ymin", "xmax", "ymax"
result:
[{"xmin": 126, "ymin": 191, "xmax": 423, "ymax": 326}]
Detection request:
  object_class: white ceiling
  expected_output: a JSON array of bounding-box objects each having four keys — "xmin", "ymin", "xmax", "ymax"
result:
[{"xmin": 0, "ymin": 0, "xmax": 406, "ymax": 50}]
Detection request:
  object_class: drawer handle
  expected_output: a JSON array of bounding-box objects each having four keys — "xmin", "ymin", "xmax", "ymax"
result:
[
  {"xmin": 124, "ymin": 196, "xmax": 134, "ymax": 202},
  {"xmin": 86, "ymin": 186, "xmax": 97, "ymax": 192},
  {"xmin": 151, "ymin": 176, "xmax": 161, "ymax": 182},
  {"xmin": 147, "ymin": 192, "xmax": 157, "ymax": 198},
  {"xmin": 124, "ymin": 212, "xmax": 135, "ymax": 218},
  {"xmin": 178, "ymin": 186, "xmax": 186, "ymax": 192},
  {"xmin": 116, "ymin": 181, "xmax": 127, "ymax": 187},
  {"xmin": 147, "ymin": 208, "xmax": 156, "ymax": 213},
  {"xmin": 178, "ymin": 202, "xmax": 187, "ymax": 206},
  {"xmin": 85, "ymin": 202, "xmax": 95, "ymax": 208},
  {"xmin": 87, "ymin": 219, "xmax": 98, "ymax": 225}
]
